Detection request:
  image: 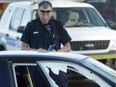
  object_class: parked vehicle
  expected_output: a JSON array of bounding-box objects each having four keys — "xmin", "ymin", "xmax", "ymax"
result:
[
  {"xmin": 86, "ymin": 0, "xmax": 116, "ymax": 30},
  {"xmin": 0, "ymin": 51, "xmax": 115, "ymax": 87},
  {"xmin": 0, "ymin": 0, "xmax": 116, "ymax": 60}
]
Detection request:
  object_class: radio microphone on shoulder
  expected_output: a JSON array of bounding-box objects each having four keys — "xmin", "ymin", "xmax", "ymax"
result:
[{"xmin": 45, "ymin": 25, "xmax": 51, "ymax": 35}]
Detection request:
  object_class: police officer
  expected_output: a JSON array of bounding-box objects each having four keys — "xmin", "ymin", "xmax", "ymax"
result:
[{"xmin": 21, "ymin": 1, "xmax": 71, "ymax": 52}]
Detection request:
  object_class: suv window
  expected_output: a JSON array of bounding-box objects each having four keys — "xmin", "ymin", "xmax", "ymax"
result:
[
  {"xmin": 10, "ymin": 8, "xmax": 24, "ymax": 31},
  {"xmin": 34, "ymin": 7, "xmax": 107, "ymax": 27},
  {"xmin": 21, "ymin": 8, "xmax": 31, "ymax": 27}
]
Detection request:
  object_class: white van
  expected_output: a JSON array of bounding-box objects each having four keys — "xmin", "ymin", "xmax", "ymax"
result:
[{"xmin": 0, "ymin": 0, "xmax": 116, "ymax": 59}]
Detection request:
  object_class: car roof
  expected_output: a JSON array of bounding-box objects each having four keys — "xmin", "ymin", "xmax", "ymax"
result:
[
  {"xmin": 8, "ymin": 0, "xmax": 94, "ymax": 9},
  {"xmin": 0, "ymin": 51, "xmax": 88, "ymax": 62}
]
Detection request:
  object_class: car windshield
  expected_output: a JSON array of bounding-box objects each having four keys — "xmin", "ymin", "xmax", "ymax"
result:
[
  {"xmin": 33, "ymin": 7, "xmax": 108, "ymax": 27},
  {"xmin": 82, "ymin": 58, "xmax": 116, "ymax": 82}
]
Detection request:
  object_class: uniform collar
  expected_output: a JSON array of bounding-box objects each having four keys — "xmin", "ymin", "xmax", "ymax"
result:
[{"xmin": 37, "ymin": 18, "xmax": 51, "ymax": 26}]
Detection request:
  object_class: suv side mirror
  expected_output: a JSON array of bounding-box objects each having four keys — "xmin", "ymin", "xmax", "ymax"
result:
[{"xmin": 17, "ymin": 26, "xmax": 25, "ymax": 33}]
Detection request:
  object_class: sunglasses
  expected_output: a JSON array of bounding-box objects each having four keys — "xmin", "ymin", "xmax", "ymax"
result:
[{"xmin": 40, "ymin": 10, "xmax": 51, "ymax": 13}]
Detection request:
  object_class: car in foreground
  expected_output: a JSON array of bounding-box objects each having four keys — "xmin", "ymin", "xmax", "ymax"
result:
[
  {"xmin": 0, "ymin": 51, "xmax": 115, "ymax": 87},
  {"xmin": 0, "ymin": 0, "xmax": 116, "ymax": 60}
]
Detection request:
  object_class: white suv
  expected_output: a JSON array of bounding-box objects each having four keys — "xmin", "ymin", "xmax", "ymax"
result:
[{"xmin": 0, "ymin": 0, "xmax": 116, "ymax": 59}]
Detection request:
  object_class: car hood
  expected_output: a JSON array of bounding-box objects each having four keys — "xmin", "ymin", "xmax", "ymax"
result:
[{"xmin": 66, "ymin": 27, "xmax": 116, "ymax": 41}]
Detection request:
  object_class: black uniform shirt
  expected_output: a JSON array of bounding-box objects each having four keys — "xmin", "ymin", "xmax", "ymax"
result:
[{"xmin": 21, "ymin": 18, "xmax": 71, "ymax": 50}]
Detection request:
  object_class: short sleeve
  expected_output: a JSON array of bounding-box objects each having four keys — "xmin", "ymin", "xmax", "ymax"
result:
[
  {"xmin": 58, "ymin": 22, "xmax": 72, "ymax": 45},
  {"xmin": 20, "ymin": 22, "xmax": 32, "ymax": 45}
]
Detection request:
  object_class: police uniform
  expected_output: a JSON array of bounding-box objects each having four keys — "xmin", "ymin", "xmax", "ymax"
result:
[{"xmin": 21, "ymin": 18, "xmax": 71, "ymax": 50}]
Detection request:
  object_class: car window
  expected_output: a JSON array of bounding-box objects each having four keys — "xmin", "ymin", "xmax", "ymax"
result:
[
  {"xmin": 20, "ymin": 8, "xmax": 31, "ymax": 27},
  {"xmin": 12, "ymin": 63, "xmax": 50, "ymax": 87},
  {"xmin": 33, "ymin": 10, "xmax": 38, "ymax": 20},
  {"xmin": 10, "ymin": 8, "xmax": 24, "ymax": 31},
  {"xmin": 33, "ymin": 7, "xmax": 107, "ymax": 27},
  {"xmin": 37, "ymin": 61, "xmax": 109, "ymax": 87},
  {"xmin": 53, "ymin": 8, "xmax": 107, "ymax": 27},
  {"xmin": 12, "ymin": 61, "xmax": 111, "ymax": 87}
]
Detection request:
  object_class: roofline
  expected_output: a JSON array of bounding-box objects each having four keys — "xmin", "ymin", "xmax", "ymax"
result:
[
  {"xmin": 0, "ymin": 0, "xmax": 31, "ymax": 3},
  {"xmin": 6, "ymin": 0, "xmax": 94, "ymax": 8},
  {"xmin": 0, "ymin": 0, "xmax": 86, "ymax": 3},
  {"xmin": 0, "ymin": 51, "xmax": 88, "ymax": 62}
]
